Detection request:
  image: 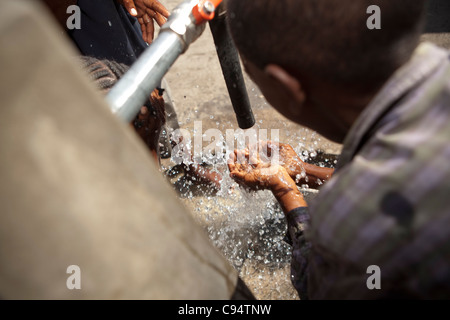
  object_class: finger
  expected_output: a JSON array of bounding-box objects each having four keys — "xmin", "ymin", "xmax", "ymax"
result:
[
  {"xmin": 230, "ymin": 171, "xmax": 246, "ymax": 181},
  {"xmin": 257, "ymin": 140, "xmax": 270, "ymax": 159},
  {"xmin": 227, "ymin": 153, "xmax": 236, "ymax": 170},
  {"xmin": 145, "ymin": 15, "xmax": 155, "ymax": 43},
  {"xmin": 248, "ymin": 144, "xmax": 261, "ymax": 164},
  {"xmin": 249, "ymin": 152, "xmax": 259, "ymax": 167},
  {"xmin": 244, "ymin": 147, "xmax": 257, "ymax": 166},
  {"xmin": 227, "ymin": 152, "xmax": 237, "ymax": 164},
  {"xmin": 265, "ymin": 140, "xmax": 278, "ymax": 152},
  {"xmin": 268, "ymin": 140, "xmax": 281, "ymax": 153},
  {"xmin": 137, "ymin": 17, "xmax": 147, "ymax": 43},
  {"xmin": 140, "ymin": 13, "xmax": 153, "ymax": 43},
  {"xmin": 145, "ymin": 8, "xmax": 157, "ymax": 19},
  {"xmin": 150, "ymin": 0, "xmax": 170, "ymax": 18},
  {"xmin": 233, "ymin": 149, "xmax": 239, "ymax": 162},
  {"xmin": 154, "ymin": 12, "xmax": 168, "ymax": 27},
  {"xmin": 235, "ymin": 162, "xmax": 246, "ymax": 172},
  {"xmin": 235, "ymin": 149, "xmax": 248, "ymax": 165},
  {"xmin": 123, "ymin": 0, "xmax": 138, "ymax": 16},
  {"xmin": 138, "ymin": 106, "xmax": 149, "ymax": 121}
]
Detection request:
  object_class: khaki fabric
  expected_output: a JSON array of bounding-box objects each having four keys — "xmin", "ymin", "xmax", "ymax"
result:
[
  {"xmin": 0, "ymin": 0, "xmax": 237, "ymax": 299},
  {"xmin": 422, "ymin": 33, "xmax": 450, "ymax": 49}
]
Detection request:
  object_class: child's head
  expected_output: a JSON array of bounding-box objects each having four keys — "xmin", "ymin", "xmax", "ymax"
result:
[
  {"xmin": 79, "ymin": 56, "xmax": 129, "ymax": 94},
  {"xmin": 226, "ymin": 0, "xmax": 427, "ymax": 141}
]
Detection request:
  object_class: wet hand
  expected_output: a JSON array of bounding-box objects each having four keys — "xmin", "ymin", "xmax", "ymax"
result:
[
  {"xmin": 119, "ymin": 0, "xmax": 170, "ymax": 43},
  {"xmin": 258, "ymin": 140, "xmax": 334, "ymax": 187},
  {"xmin": 227, "ymin": 148, "xmax": 293, "ymax": 191},
  {"xmin": 228, "ymin": 147, "xmax": 307, "ymax": 213},
  {"xmin": 258, "ymin": 141, "xmax": 306, "ymax": 182},
  {"xmin": 132, "ymin": 89, "xmax": 166, "ymax": 160}
]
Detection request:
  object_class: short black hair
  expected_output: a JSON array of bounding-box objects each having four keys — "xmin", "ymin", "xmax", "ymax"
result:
[
  {"xmin": 226, "ymin": 0, "xmax": 427, "ymax": 89},
  {"xmin": 78, "ymin": 56, "xmax": 129, "ymax": 93}
]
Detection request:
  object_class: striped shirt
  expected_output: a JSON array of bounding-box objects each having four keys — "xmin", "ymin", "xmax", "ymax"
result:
[{"xmin": 288, "ymin": 42, "xmax": 450, "ymax": 299}]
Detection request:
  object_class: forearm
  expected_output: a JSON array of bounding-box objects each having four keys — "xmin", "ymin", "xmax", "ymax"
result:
[
  {"xmin": 270, "ymin": 175, "xmax": 311, "ymax": 300},
  {"xmin": 188, "ymin": 163, "xmax": 222, "ymax": 191},
  {"xmin": 292, "ymin": 162, "xmax": 334, "ymax": 188},
  {"xmin": 303, "ymin": 163, "xmax": 334, "ymax": 181},
  {"xmin": 270, "ymin": 173, "xmax": 307, "ymax": 214}
]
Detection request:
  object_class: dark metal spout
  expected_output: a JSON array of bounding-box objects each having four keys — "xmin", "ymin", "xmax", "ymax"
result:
[{"xmin": 209, "ymin": 3, "xmax": 255, "ymax": 129}]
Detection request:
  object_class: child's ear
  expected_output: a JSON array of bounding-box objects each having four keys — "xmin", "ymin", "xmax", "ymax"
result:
[{"xmin": 264, "ymin": 64, "xmax": 306, "ymax": 104}]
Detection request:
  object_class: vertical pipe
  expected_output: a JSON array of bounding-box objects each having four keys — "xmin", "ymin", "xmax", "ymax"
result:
[{"xmin": 209, "ymin": 3, "xmax": 255, "ymax": 129}]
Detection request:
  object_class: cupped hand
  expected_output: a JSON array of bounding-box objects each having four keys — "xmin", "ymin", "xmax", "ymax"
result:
[
  {"xmin": 227, "ymin": 148, "xmax": 292, "ymax": 191},
  {"xmin": 257, "ymin": 140, "xmax": 307, "ymax": 182},
  {"xmin": 119, "ymin": 0, "xmax": 170, "ymax": 43},
  {"xmin": 228, "ymin": 145, "xmax": 307, "ymax": 213}
]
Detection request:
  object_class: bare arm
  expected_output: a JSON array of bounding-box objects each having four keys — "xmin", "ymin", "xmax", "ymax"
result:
[{"xmin": 258, "ymin": 141, "xmax": 334, "ymax": 188}]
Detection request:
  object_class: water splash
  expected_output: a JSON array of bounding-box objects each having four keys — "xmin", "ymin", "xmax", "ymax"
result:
[
  {"xmin": 163, "ymin": 156, "xmax": 299, "ymax": 299},
  {"xmin": 160, "ymin": 98, "xmax": 339, "ymax": 299}
]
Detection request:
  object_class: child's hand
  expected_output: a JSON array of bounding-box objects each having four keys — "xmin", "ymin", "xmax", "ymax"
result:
[
  {"xmin": 258, "ymin": 141, "xmax": 306, "ymax": 180},
  {"xmin": 132, "ymin": 89, "xmax": 166, "ymax": 161},
  {"xmin": 258, "ymin": 140, "xmax": 334, "ymax": 187},
  {"xmin": 119, "ymin": 0, "xmax": 170, "ymax": 44},
  {"xmin": 228, "ymin": 147, "xmax": 307, "ymax": 213},
  {"xmin": 227, "ymin": 148, "xmax": 293, "ymax": 191}
]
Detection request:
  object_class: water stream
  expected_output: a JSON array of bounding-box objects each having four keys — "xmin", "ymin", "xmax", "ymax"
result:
[{"xmin": 160, "ymin": 122, "xmax": 338, "ymax": 299}]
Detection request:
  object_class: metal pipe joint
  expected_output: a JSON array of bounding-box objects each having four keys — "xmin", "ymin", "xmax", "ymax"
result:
[{"xmin": 160, "ymin": 0, "xmax": 206, "ymax": 53}]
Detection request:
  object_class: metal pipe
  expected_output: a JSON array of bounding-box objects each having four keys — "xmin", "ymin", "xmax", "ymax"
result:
[
  {"xmin": 209, "ymin": 4, "xmax": 255, "ymax": 129},
  {"xmin": 107, "ymin": 32, "xmax": 183, "ymax": 122},
  {"xmin": 106, "ymin": 0, "xmax": 206, "ymax": 122}
]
